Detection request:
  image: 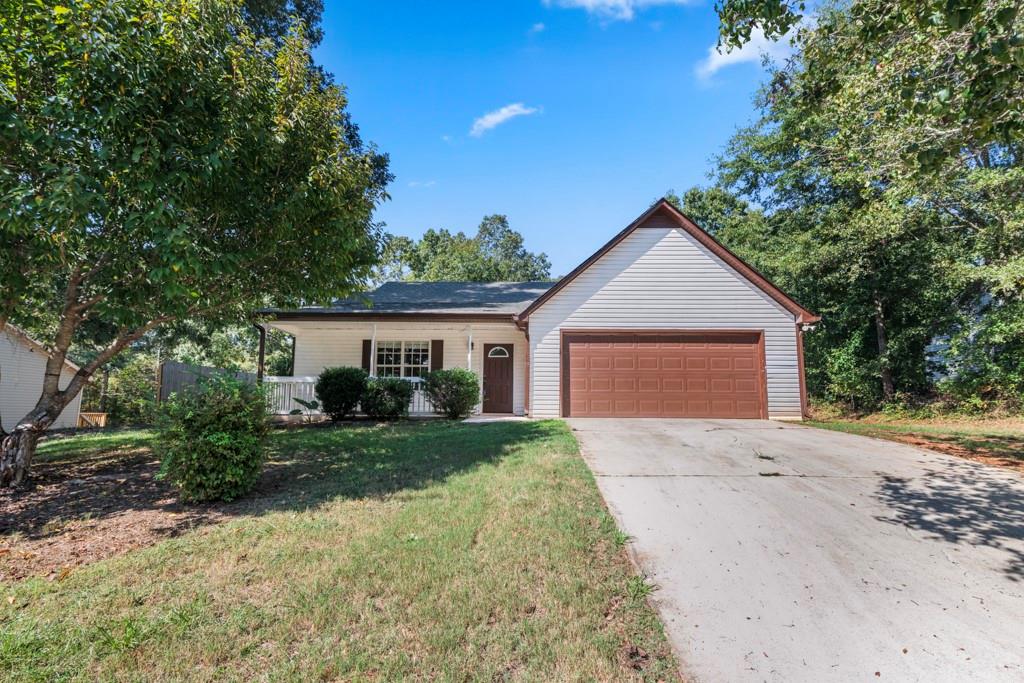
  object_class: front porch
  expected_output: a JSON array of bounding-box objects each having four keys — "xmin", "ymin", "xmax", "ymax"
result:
[
  {"xmin": 264, "ymin": 375, "xmax": 437, "ymax": 417},
  {"xmin": 261, "ymin": 320, "xmax": 529, "ymax": 417}
]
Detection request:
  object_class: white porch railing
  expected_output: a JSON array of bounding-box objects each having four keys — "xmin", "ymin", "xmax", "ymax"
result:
[
  {"xmin": 264, "ymin": 376, "xmax": 319, "ymax": 415},
  {"xmin": 263, "ymin": 375, "xmax": 435, "ymax": 416}
]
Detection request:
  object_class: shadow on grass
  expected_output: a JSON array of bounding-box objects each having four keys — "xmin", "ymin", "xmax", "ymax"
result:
[
  {"xmin": 874, "ymin": 458, "xmax": 1024, "ymax": 581},
  {"xmin": 1, "ymin": 421, "xmax": 561, "ymax": 544}
]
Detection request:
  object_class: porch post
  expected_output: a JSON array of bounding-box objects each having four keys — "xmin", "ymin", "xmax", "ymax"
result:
[
  {"xmin": 370, "ymin": 323, "xmax": 377, "ymax": 377},
  {"xmin": 254, "ymin": 323, "xmax": 266, "ymax": 381}
]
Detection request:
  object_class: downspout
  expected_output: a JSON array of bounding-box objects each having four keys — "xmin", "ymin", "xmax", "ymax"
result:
[
  {"xmin": 289, "ymin": 334, "xmax": 296, "ymax": 376},
  {"xmin": 254, "ymin": 323, "xmax": 266, "ymax": 381}
]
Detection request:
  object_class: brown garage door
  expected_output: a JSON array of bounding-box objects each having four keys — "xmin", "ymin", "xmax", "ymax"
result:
[{"xmin": 563, "ymin": 331, "xmax": 767, "ymax": 418}]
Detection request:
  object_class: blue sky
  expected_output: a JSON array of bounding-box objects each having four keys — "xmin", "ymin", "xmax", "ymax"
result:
[{"xmin": 314, "ymin": 1, "xmax": 791, "ymax": 277}]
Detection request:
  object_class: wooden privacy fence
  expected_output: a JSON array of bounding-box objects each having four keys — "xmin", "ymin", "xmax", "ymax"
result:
[{"xmin": 157, "ymin": 361, "xmax": 257, "ymax": 403}]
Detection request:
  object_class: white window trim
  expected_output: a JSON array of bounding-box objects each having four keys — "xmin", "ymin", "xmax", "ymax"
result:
[{"xmin": 375, "ymin": 340, "xmax": 430, "ymax": 379}]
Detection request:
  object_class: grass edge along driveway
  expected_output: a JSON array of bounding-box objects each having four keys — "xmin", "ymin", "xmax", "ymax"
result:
[{"xmin": 1, "ymin": 420, "xmax": 680, "ymax": 681}]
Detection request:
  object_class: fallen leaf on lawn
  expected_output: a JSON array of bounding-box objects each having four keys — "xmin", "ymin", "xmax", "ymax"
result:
[{"xmin": 57, "ymin": 566, "xmax": 72, "ymax": 581}]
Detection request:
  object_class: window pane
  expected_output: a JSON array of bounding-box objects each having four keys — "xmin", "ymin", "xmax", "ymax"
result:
[{"xmin": 405, "ymin": 341, "xmax": 429, "ymax": 368}]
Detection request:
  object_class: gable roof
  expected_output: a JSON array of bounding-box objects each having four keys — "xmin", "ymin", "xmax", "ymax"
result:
[
  {"xmin": 1, "ymin": 324, "xmax": 81, "ymax": 373},
  {"xmin": 517, "ymin": 198, "xmax": 820, "ymax": 324},
  {"xmin": 262, "ymin": 281, "xmax": 555, "ymax": 320}
]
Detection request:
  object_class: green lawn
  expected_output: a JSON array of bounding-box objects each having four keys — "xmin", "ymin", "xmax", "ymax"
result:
[
  {"xmin": 1, "ymin": 421, "xmax": 679, "ymax": 681},
  {"xmin": 804, "ymin": 418, "xmax": 1024, "ymax": 464}
]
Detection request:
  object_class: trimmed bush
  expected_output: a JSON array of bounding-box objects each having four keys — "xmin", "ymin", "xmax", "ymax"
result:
[
  {"xmin": 361, "ymin": 377, "xmax": 414, "ymax": 419},
  {"xmin": 316, "ymin": 366, "xmax": 368, "ymax": 420},
  {"xmin": 423, "ymin": 368, "xmax": 479, "ymax": 419},
  {"xmin": 155, "ymin": 375, "xmax": 269, "ymax": 502}
]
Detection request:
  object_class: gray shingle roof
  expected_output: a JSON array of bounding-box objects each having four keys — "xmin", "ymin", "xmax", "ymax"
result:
[{"xmin": 266, "ymin": 281, "xmax": 556, "ymax": 316}]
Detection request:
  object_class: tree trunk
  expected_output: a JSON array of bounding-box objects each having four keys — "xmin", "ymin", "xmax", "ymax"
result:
[
  {"xmin": 0, "ymin": 402, "xmax": 60, "ymax": 488},
  {"xmin": 873, "ymin": 296, "xmax": 895, "ymax": 401},
  {"xmin": 0, "ymin": 421, "xmax": 47, "ymax": 488}
]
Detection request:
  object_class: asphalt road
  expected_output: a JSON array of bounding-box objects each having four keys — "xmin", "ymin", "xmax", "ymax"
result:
[{"xmin": 569, "ymin": 418, "xmax": 1024, "ymax": 682}]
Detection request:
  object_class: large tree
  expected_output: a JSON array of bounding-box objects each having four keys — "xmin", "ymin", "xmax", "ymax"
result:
[
  {"xmin": 377, "ymin": 215, "xmax": 552, "ymax": 283},
  {"xmin": 707, "ymin": 0, "xmax": 1023, "ymax": 408},
  {"xmin": 716, "ymin": 0, "xmax": 1023, "ymax": 170},
  {"xmin": 0, "ymin": 0, "xmax": 390, "ymax": 485}
]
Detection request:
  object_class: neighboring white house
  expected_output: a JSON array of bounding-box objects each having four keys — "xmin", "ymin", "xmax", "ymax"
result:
[
  {"xmin": 0, "ymin": 325, "xmax": 83, "ymax": 431},
  {"xmin": 260, "ymin": 199, "xmax": 820, "ymax": 420}
]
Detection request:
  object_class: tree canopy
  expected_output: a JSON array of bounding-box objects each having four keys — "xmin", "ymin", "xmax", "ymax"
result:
[
  {"xmin": 0, "ymin": 0, "xmax": 390, "ymax": 484},
  {"xmin": 703, "ymin": 0, "xmax": 1023, "ymax": 409},
  {"xmin": 377, "ymin": 215, "xmax": 552, "ymax": 283}
]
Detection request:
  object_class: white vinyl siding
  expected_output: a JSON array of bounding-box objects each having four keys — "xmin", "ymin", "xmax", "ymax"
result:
[
  {"xmin": 282, "ymin": 322, "xmax": 527, "ymax": 415},
  {"xmin": 527, "ymin": 219, "xmax": 801, "ymax": 419},
  {"xmin": 0, "ymin": 328, "xmax": 82, "ymax": 431}
]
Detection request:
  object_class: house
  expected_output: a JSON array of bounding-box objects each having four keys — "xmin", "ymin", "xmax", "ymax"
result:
[
  {"xmin": 0, "ymin": 324, "xmax": 83, "ymax": 431},
  {"xmin": 259, "ymin": 199, "xmax": 819, "ymax": 420}
]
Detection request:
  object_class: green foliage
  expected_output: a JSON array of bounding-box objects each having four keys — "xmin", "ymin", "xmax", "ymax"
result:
[
  {"xmin": 716, "ymin": 1, "xmax": 1024, "ymax": 172},
  {"xmin": 700, "ymin": 0, "xmax": 1024, "ymax": 412},
  {"xmin": 83, "ymin": 353, "xmax": 159, "ymax": 425},
  {"xmin": 376, "ymin": 215, "xmax": 552, "ymax": 283},
  {"xmin": 361, "ymin": 377, "xmax": 414, "ymax": 419},
  {"xmin": 0, "ymin": 0, "xmax": 389, "ymax": 449},
  {"xmin": 315, "ymin": 367, "xmax": 368, "ymax": 420},
  {"xmin": 155, "ymin": 375, "xmax": 269, "ymax": 502},
  {"xmin": 290, "ymin": 397, "xmax": 320, "ymax": 424},
  {"xmin": 625, "ymin": 575, "xmax": 654, "ymax": 602},
  {"xmin": 423, "ymin": 368, "xmax": 479, "ymax": 419},
  {"xmin": 242, "ymin": 0, "xmax": 325, "ymax": 47}
]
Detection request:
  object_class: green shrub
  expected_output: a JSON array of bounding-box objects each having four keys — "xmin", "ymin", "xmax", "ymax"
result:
[
  {"xmin": 423, "ymin": 368, "xmax": 479, "ymax": 419},
  {"xmin": 361, "ymin": 377, "xmax": 414, "ymax": 419},
  {"xmin": 315, "ymin": 366, "xmax": 368, "ymax": 420},
  {"xmin": 155, "ymin": 375, "xmax": 269, "ymax": 502}
]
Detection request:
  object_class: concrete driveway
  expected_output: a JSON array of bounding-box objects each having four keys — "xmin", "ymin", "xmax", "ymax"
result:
[{"xmin": 569, "ymin": 418, "xmax": 1024, "ymax": 682}]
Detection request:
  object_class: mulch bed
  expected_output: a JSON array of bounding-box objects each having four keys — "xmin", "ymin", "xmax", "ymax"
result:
[
  {"xmin": 0, "ymin": 440, "xmax": 307, "ymax": 582},
  {"xmin": 0, "ymin": 446, "xmax": 235, "ymax": 582}
]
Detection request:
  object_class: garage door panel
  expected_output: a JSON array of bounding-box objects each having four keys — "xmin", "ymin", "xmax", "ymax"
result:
[
  {"xmin": 661, "ymin": 356, "xmax": 683, "ymax": 370},
  {"xmin": 639, "ymin": 377, "xmax": 661, "ymax": 391},
  {"xmin": 565, "ymin": 332, "xmax": 766, "ymax": 418}
]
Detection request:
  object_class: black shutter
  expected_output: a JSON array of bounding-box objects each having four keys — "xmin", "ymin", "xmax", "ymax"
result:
[
  {"xmin": 430, "ymin": 340, "xmax": 443, "ymax": 371},
  {"xmin": 362, "ymin": 339, "xmax": 372, "ymax": 372}
]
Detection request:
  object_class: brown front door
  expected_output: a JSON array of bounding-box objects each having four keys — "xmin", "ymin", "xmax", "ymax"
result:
[
  {"xmin": 564, "ymin": 332, "xmax": 767, "ymax": 418},
  {"xmin": 483, "ymin": 344, "xmax": 514, "ymax": 413}
]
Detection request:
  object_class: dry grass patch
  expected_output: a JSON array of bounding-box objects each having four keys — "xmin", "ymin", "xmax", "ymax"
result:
[
  {"xmin": 1, "ymin": 421, "xmax": 679, "ymax": 681},
  {"xmin": 804, "ymin": 417, "xmax": 1024, "ymax": 472}
]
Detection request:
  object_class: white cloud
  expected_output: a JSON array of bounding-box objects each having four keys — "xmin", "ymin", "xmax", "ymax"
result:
[
  {"xmin": 408, "ymin": 180, "xmax": 437, "ymax": 188},
  {"xmin": 469, "ymin": 103, "xmax": 540, "ymax": 137},
  {"xmin": 545, "ymin": 0, "xmax": 694, "ymax": 22},
  {"xmin": 441, "ymin": 134, "xmax": 452, "ymax": 142},
  {"xmin": 694, "ymin": 26, "xmax": 796, "ymax": 80},
  {"xmin": 529, "ymin": 22, "xmax": 546, "ymax": 34}
]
